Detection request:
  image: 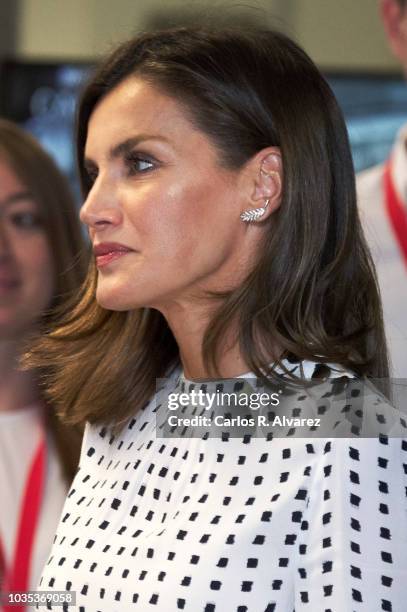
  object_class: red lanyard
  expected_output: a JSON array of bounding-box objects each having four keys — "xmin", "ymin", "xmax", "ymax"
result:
[
  {"xmin": 0, "ymin": 433, "xmax": 46, "ymax": 612},
  {"xmin": 383, "ymin": 159, "xmax": 407, "ymax": 268}
]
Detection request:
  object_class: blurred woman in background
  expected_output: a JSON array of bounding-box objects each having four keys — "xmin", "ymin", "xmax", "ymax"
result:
[{"xmin": 0, "ymin": 119, "xmax": 87, "ymax": 608}]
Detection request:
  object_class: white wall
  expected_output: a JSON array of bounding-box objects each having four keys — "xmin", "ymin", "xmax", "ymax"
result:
[
  {"xmin": 13, "ymin": 0, "xmax": 399, "ymax": 71},
  {"xmin": 292, "ymin": 0, "xmax": 397, "ymax": 70}
]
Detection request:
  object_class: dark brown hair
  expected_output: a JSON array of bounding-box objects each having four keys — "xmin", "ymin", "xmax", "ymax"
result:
[
  {"xmin": 26, "ymin": 27, "xmax": 389, "ymax": 433},
  {"xmin": 0, "ymin": 119, "xmax": 88, "ymax": 482}
]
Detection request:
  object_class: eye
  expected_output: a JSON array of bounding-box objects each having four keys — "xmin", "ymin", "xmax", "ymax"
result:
[
  {"xmin": 10, "ymin": 211, "xmax": 42, "ymax": 229},
  {"xmin": 125, "ymin": 152, "xmax": 156, "ymax": 175}
]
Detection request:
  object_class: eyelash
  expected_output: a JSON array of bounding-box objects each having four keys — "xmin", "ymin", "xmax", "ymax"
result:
[
  {"xmin": 85, "ymin": 152, "xmax": 158, "ymax": 186},
  {"xmin": 125, "ymin": 152, "xmax": 157, "ymax": 175}
]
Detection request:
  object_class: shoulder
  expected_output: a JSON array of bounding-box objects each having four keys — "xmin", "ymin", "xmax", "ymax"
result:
[
  {"xmin": 271, "ymin": 363, "xmax": 405, "ymax": 440},
  {"xmin": 356, "ymin": 162, "xmax": 384, "ymax": 194},
  {"xmin": 295, "ymin": 434, "xmax": 407, "ymax": 610},
  {"xmin": 356, "ymin": 162, "xmax": 385, "ymax": 222},
  {"xmin": 304, "ymin": 435, "xmax": 407, "ymax": 540},
  {"xmin": 311, "ymin": 435, "xmax": 406, "ymax": 471}
]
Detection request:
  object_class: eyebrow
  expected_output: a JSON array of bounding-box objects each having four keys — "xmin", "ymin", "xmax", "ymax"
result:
[
  {"xmin": 84, "ymin": 134, "xmax": 171, "ymax": 166},
  {"xmin": 0, "ymin": 191, "xmax": 33, "ymax": 208}
]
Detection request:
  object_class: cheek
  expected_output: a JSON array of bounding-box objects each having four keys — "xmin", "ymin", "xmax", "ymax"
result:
[
  {"xmin": 137, "ymin": 176, "xmax": 236, "ymax": 265},
  {"xmin": 17, "ymin": 236, "xmax": 54, "ymax": 301}
]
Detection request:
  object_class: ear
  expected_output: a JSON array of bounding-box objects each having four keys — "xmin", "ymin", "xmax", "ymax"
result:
[
  {"xmin": 381, "ymin": 0, "xmax": 407, "ymax": 64},
  {"xmin": 240, "ymin": 147, "xmax": 283, "ymax": 221}
]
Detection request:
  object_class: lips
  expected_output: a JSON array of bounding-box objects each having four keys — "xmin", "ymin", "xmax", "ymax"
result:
[{"xmin": 93, "ymin": 242, "xmax": 134, "ymax": 268}]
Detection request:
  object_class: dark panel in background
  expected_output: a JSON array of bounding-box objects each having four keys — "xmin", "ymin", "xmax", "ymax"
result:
[
  {"xmin": 327, "ymin": 72, "xmax": 407, "ymax": 171},
  {"xmin": 0, "ymin": 0, "xmax": 19, "ymax": 58},
  {"xmin": 0, "ymin": 61, "xmax": 92, "ymax": 199}
]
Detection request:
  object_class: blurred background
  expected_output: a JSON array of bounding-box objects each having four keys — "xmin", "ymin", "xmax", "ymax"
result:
[{"xmin": 0, "ymin": 0, "xmax": 406, "ymax": 198}]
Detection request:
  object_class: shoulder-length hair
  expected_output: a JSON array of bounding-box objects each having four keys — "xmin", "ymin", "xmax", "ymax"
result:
[
  {"xmin": 25, "ymin": 27, "xmax": 389, "ymax": 433},
  {"xmin": 0, "ymin": 119, "xmax": 88, "ymax": 482}
]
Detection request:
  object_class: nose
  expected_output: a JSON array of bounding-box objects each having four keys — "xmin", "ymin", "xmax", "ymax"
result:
[{"xmin": 79, "ymin": 175, "xmax": 122, "ymax": 231}]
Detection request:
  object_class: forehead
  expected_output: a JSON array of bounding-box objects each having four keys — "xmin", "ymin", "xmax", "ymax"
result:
[
  {"xmin": 0, "ymin": 158, "xmax": 26, "ymax": 193},
  {"xmin": 85, "ymin": 77, "xmax": 195, "ymax": 154},
  {"xmin": 0, "ymin": 161, "xmax": 35, "ymax": 211}
]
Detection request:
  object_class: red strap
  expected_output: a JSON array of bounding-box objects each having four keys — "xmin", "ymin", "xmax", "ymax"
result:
[
  {"xmin": 0, "ymin": 434, "xmax": 46, "ymax": 612},
  {"xmin": 0, "ymin": 541, "xmax": 6, "ymax": 591},
  {"xmin": 383, "ymin": 159, "xmax": 407, "ymax": 268}
]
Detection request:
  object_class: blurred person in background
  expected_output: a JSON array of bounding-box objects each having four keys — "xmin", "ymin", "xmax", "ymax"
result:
[
  {"xmin": 357, "ymin": 0, "xmax": 407, "ymax": 377},
  {"xmin": 0, "ymin": 119, "xmax": 86, "ymax": 610}
]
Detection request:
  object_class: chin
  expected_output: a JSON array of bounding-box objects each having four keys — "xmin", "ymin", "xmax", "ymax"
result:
[
  {"xmin": 96, "ymin": 292, "xmax": 129, "ymax": 311},
  {"xmin": 95, "ymin": 277, "xmax": 169, "ymax": 311},
  {"xmin": 95, "ymin": 285, "xmax": 142, "ymax": 311},
  {"xmin": 95, "ymin": 275, "xmax": 128, "ymax": 310}
]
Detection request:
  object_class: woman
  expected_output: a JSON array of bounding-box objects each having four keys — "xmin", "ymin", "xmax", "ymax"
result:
[
  {"xmin": 0, "ymin": 119, "xmax": 87, "ymax": 608},
  {"xmin": 29, "ymin": 27, "xmax": 406, "ymax": 610}
]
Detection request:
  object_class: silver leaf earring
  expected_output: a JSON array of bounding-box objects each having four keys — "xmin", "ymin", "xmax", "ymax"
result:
[{"xmin": 240, "ymin": 199, "xmax": 270, "ymax": 223}]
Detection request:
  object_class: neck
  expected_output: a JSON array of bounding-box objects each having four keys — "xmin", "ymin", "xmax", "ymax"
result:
[
  {"xmin": 157, "ymin": 299, "xmax": 268, "ymax": 380},
  {"xmin": 0, "ymin": 338, "xmax": 39, "ymax": 412}
]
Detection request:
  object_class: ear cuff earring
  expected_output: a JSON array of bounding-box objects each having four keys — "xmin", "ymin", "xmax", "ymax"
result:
[{"xmin": 240, "ymin": 199, "xmax": 270, "ymax": 223}]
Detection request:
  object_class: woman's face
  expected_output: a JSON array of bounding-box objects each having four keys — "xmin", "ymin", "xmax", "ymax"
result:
[
  {"xmin": 0, "ymin": 158, "xmax": 54, "ymax": 340},
  {"xmin": 80, "ymin": 77, "xmax": 253, "ymax": 312}
]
